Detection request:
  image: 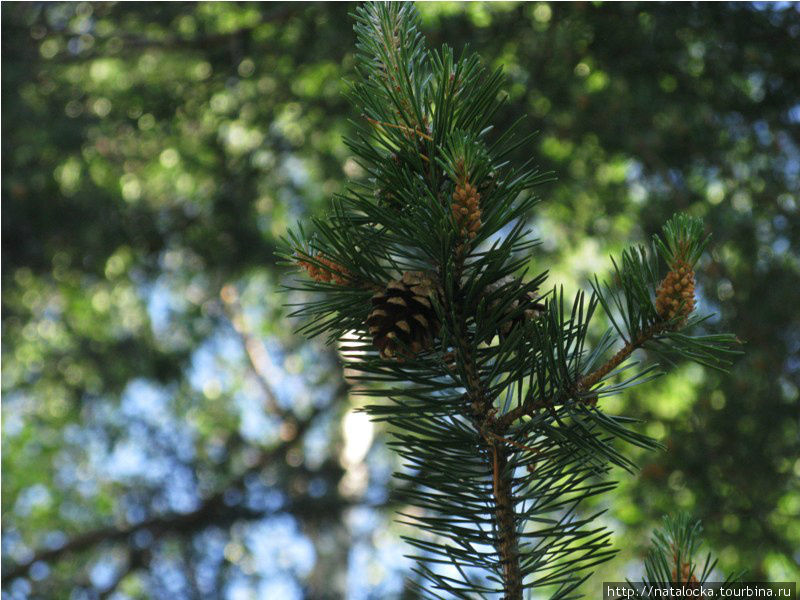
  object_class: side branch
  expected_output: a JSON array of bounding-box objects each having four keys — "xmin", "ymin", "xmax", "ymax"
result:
[
  {"xmin": 576, "ymin": 322, "xmax": 664, "ymax": 391},
  {"xmin": 498, "ymin": 321, "xmax": 668, "ymax": 429}
]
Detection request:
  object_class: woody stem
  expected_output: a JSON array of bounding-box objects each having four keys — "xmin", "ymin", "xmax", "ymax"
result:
[
  {"xmin": 497, "ymin": 321, "xmax": 668, "ymax": 430},
  {"xmin": 445, "ymin": 268, "xmax": 522, "ymax": 599}
]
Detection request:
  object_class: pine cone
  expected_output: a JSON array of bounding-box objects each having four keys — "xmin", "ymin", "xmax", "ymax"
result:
[
  {"xmin": 655, "ymin": 259, "xmax": 696, "ymax": 326},
  {"xmin": 366, "ymin": 271, "xmax": 440, "ymax": 359},
  {"xmin": 451, "ymin": 181, "xmax": 482, "ymax": 240},
  {"xmin": 487, "ymin": 276, "xmax": 546, "ymax": 340}
]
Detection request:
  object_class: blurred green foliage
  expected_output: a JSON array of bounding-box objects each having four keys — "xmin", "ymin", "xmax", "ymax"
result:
[{"xmin": 2, "ymin": 2, "xmax": 798, "ymax": 598}]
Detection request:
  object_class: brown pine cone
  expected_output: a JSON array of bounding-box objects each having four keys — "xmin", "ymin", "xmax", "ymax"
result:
[{"xmin": 366, "ymin": 271, "xmax": 440, "ymax": 359}]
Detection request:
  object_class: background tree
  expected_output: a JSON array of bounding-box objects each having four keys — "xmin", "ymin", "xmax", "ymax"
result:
[{"xmin": 2, "ymin": 2, "xmax": 798, "ymax": 599}]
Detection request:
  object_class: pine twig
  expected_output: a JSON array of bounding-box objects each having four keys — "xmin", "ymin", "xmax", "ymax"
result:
[
  {"xmin": 498, "ymin": 321, "xmax": 668, "ymax": 430},
  {"xmin": 577, "ymin": 321, "xmax": 666, "ymax": 392}
]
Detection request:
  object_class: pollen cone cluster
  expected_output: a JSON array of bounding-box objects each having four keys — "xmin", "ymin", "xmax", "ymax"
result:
[
  {"xmin": 366, "ymin": 271, "xmax": 440, "ymax": 359},
  {"xmin": 655, "ymin": 259, "xmax": 696, "ymax": 326},
  {"xmin": 451, "ymin": 181, "xmax": 482, "ymax": 240},
  {"xmin": 297, "ymin": 254, "xmax": 351, "ymax": 285}
]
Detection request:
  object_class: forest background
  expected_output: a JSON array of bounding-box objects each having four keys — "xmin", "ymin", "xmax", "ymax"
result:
[{"xmin": 2, "ymin": 2, "xmax": 799, "ymax": 599}]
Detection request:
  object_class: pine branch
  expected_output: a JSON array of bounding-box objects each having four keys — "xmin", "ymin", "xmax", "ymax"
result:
[
  {"xmin": 498, "ymin": 214, "xmax": 741, "ymax": 429},
  {"xmin": 286, "ymin": 4, "xmax": 738, "ymax": 598},
  {"xmin": 497, "ymin": 318, "xmax": 662, "ymax": 429}
]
